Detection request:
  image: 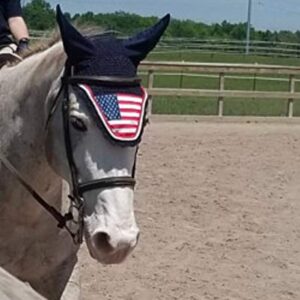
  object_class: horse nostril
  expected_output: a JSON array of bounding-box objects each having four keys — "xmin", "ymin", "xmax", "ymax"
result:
[{"xmin": 92, "ymin": 232, "xmax": 114, "ymax": 253}]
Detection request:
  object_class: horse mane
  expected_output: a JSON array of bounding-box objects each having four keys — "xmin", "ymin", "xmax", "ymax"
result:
[
  {"xmin": 21, "ymin": 26, "xmax": 106, "ymax": 59},
  {"xmin": 3, "ymin": 26, "xmax": 114, "ymax": 81},
  {"xmin": 21, "ymin": 30, "xmax": 61, "ymax": 59}
]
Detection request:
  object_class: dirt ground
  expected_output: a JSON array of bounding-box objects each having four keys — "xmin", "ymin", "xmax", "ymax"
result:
[{"xmin": 79, "ymin": 117, "xmax": 300, "ymax": 300}]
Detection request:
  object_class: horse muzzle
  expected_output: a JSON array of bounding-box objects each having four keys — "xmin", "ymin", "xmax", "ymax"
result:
[{"xmin": 85, "ymin": 226, "xmax": 140, "ymax": 264}]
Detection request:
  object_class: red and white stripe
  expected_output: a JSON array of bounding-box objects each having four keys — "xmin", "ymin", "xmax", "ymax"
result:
[{"xmin": 79, "ymin": 84, "xmax": 147, "ymax": 141}]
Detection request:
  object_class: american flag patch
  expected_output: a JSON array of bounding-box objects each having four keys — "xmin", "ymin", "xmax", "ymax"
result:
[{"xmin": 79, "ymin": 84, "xmax": 148, "ymax": 142}]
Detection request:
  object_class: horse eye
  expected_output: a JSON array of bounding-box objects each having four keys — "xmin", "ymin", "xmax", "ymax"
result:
[{"xmin": 70, "ymin": 116, "xmax": 87, "ymax": 132}]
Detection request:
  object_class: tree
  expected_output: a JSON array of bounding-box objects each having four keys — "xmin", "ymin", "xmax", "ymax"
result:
[
  {"xmin": 23, "ymin": 0, "xmax": 55, "ymax": 30},
  {"xmin": 21, "ymin": 0, "xmax": 300, "ymax": 43},
  {"xmin": 230, "ymin": 23, "xmax": 247, "ymax": 40}
]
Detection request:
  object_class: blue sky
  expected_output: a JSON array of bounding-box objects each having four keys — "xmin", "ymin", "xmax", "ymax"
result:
[{"xmin": 41, "ymin": 0, "xmax": 300, "ymax": 31}]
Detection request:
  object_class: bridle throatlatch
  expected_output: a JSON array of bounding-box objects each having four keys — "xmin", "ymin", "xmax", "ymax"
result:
[{"xmin": 0, "ymin": 68, "xmax": 148, "ymax": 245}]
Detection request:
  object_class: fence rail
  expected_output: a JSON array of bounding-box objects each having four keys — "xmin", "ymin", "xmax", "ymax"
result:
[
  {"xmin": 139, "ymin": 61, "xmax": 300, "ymax": 117},
  {"xmin": 29, "ymin": 32, "xmax": 300, "ymax": 58},
  {"xmin": 157, "ymin": 38, "xmax": 300, "ymax": 58}
]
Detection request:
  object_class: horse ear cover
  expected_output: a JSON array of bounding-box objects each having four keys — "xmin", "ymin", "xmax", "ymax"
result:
[
  {"xmin": 56, "ymin": 5, "xmax": 95, "ymax": 65},
  {"xmin": 123, "ymin": 14, "xmax": 170, "ymax": 66}
]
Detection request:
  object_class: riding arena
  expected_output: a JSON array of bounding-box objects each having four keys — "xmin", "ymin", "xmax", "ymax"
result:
[{"xmin": 1, "ymin": 3, "xmax": 300, "ymax": 300}]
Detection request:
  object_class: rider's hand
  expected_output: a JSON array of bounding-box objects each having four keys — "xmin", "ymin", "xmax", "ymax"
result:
[{"xmin": 16, "ymin": 38, "xmax": 30, "ymax": 55}]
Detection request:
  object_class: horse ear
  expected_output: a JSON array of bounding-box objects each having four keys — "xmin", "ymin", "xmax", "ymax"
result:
[
  {"xmin": 56, "ymin": 5, "xmax": 95, "ymax": 64},
  {"xmin": 122, "ymin": 14, "xmax": 170, "ymax": 66}
]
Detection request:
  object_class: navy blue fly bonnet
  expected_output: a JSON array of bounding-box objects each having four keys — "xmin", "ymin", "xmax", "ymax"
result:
[{"xmin": 56, "ymin": 6, "xmax": 170, "ymax": 145}]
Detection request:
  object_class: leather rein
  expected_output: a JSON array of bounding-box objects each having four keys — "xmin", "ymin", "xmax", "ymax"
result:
[{"xmin": 0, "ymin": 70, "xmax": 143, "ymax": 244}]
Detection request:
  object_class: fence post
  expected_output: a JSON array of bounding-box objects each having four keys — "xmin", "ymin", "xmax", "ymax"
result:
[
  {"xmin": 218, "ymin": 73, "xmax": 225, "ymax": 117},
  {"xmin": 288, "ymin": 74, "xmax": 295, "ymax": 118},
  {"xmin": 147, "ymin": 70, "xmax": 154, "ymax": 116}
]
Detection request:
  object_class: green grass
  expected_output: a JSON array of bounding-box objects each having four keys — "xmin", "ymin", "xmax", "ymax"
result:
[
  {"xmin": 152, "ymin": 97, "xmax": 292, "ymax": 116},
  {"xmin": 148, "ymin": 51, "xmax": 300, "ymax": 66},
  {"xmin": 152, "ymin": 97, "xmax": 218, "ymax": 115},
  {"xmin": 142, "ymin": 51, "xmax": 300, "ymax": 116}
]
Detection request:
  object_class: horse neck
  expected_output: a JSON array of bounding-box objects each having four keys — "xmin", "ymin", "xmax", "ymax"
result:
[{"xmin": 0, "ymin": 43, "xmax": 66, "ymax": 183}]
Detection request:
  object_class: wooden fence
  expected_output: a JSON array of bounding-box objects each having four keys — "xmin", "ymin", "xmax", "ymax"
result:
[
  {"xmin": 139, "ymin": 61, "xmax": 300, "ymax": 117},
  {"xmin": 157, "ymin": 38, "xmax": 300, "ymax": 58},
  {"xmin": 30, "ymin": 32, "xmax": 300, "ymax": 58}
]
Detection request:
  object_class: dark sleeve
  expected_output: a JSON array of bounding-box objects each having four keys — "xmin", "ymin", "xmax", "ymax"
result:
[{"xmin": 4, "ymin": 0, "xmax": 22, "ymax": 19}]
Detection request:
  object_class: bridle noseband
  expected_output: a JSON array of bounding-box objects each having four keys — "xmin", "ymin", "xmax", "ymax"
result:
[{"xmin": 1, "ymin": 68, "xmax": 144, "ymax": 245}]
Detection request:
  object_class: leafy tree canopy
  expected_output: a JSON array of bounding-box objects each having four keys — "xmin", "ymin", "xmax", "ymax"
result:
[
  {"xmin": 22, "ymin": 0, "xmax": 300, "ymax": 43},
  {"xmin": 23, "ymin": 0, "xmax": 55, "ymax": 30}
]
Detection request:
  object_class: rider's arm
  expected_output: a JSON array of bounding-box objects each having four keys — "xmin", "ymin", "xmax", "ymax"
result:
[
  {"xmin": 8, "ymin": 16, "xmax": 29, "ymax": 42},
  {"xmin": 5, "ymin": 0, "xmax": 29, "ymax": 53}
]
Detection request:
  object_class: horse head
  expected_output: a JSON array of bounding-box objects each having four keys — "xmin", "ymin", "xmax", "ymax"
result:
[{"xmin": 45, "ymin": 6, "xmax": 169, "ymax": 264}]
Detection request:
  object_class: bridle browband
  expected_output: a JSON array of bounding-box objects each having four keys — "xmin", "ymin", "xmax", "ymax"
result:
[{"xmin": 0, "ymin": 67, "xmax": 144, "ymax": 245}]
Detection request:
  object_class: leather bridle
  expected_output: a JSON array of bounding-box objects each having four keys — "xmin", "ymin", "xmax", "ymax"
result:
[{"xmin": 0, "ymin": 67, "xmax": 145, "ymax": 245}]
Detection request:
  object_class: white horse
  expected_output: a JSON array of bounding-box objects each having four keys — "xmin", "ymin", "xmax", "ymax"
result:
[
  {"xmin": 0, "ymin": 267, "xmax": 45, "ymax": 300},
  {"xmin": 0, "ymin": 6, "xmax": 169, "ymax": 300}
]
